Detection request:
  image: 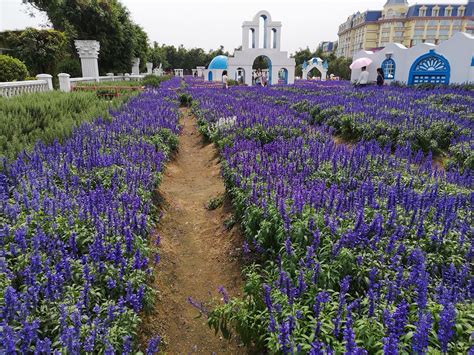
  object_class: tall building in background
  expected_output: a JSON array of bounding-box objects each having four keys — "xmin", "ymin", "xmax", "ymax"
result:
[
  {"xmin": 317, "ymin": 41, "xmax": 337, "ymax": 53},
  {"xmin": 337, "ymin": 0, "xmax": 474, "ymax": 58}
]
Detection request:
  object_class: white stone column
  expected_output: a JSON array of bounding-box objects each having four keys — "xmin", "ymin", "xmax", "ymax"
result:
[
  {"xmin": 287, "ymin": 66, "xmax": 295, "ymax": 85},
  {"xmin": 302, "ymin": 68, "xmax": 308, "ymax": 80},
  {"xmin": 242, "ymin": 26, "xmax": 250, "ymax": 50},
  {"xmin": 146, "ymin": 62, "xmax": 153, "ymax": 75},
  {"xmin": 275, "ymin": 28, "xmax": 282, "ymax": 50},
  {"xmin": 74, "ymin": 40, "xmax": 100, "ymax": 78},
  {"xmin": 132, "ymin": 58, "xmax": 140, "ymax": 75},
  {"xmin": 245, "ymin": 67, "xmax": 253, "ymax": 86},
  {"xmin": 264, "ymin": 26, "xmax": 271, "ymax": 49},
  {"xmin": 255, "ymin": 27, "xmax": 261, "ymax": 48},
  {"xmin": 36, "ymin": 74, "xmax": 53, "ymax": 91},
  {"xmin": 58, "ymin": 73, "xmax": 71, "ymax": 92}
]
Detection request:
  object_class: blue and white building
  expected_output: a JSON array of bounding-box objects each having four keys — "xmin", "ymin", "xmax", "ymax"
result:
[
  {"xmin": 204, "ymin": 10, "xmax": 295, "ymax": 86},
  {"xmin": 351, "ymin": 32, "xmax": 474, "ymax": 85},
  {"xmin": 338, "ymin": 0, "xmax": 474, "ymax": 59}
]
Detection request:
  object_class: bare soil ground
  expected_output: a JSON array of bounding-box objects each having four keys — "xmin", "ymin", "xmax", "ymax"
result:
[{"xmin": 140, "ymin": 109, "xmax": 246, "ymax": 354}]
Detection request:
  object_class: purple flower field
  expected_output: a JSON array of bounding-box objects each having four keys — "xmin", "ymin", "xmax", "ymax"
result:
[
  {"xmin": 188, "ymin": 79, "xmax": 473, "ymax": 354},
  {"xmin": 1, "ymin": 77, "xmax": 472, "ymax": 354},
  {"xmin": 1, "ymin": 79, "xmax": 181, "ymax": 353}
]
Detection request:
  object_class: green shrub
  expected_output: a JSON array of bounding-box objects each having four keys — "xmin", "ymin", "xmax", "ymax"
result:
[
  {"xmin": 142, "ymin": 74, "xmax": 161, "ymax": 87},
  {"xmin": 0, "ymin": 91, "xmax": 128, "ymax": 160},
  {"xmin": 142, "ymin": 74, "xmax": 171, "ymax": 87},
  {"xmin": 207, "ymin": 195, "xmax": 224, "ymax": 210},
  {"xmin": 227, "ymin": 79, "xmax": 239, "ymax": 86},
  {"xmin": 179, "ymin": 93, "xmax": 193, "ymax": 107},
  {"xmin": 0, "ymin": 54, "xmax": 29, "ymax": 81}
]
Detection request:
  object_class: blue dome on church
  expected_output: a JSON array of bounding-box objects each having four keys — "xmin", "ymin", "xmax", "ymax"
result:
[{"xmin": 208, "ymin": 55, "xmax": 228, "ymax": 70}]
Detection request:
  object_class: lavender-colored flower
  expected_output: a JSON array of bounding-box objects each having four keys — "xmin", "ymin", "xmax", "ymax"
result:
[
  {"xmin": 437, "ymin": 301, "xmax": 456, "ymax": 353},
  {"xmin": 146, "ymin": 336, "xmax": 161, "ymax": 355},
  {"xmin": 412, "ymin": 312, "xmax": 432, "ymax": 355}
]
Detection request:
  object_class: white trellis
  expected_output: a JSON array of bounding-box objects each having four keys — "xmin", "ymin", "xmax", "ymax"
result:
[
  {"xmin": 302, "ymin": 58, "xmax": 328, "ymax": 80},
  {"xmin": 174, "ymin": 69, "xmax": 184, "ymax": 77}
]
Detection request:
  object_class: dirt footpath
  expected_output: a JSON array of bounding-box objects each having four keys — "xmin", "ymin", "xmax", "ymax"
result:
[{"xmin": 141, "ymin": 109, "xmax": 245, "ymax": 354}]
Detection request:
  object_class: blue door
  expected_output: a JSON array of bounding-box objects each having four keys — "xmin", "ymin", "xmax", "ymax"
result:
[{"xmin": 208, "ymin": 71, "xmax": 213, "ymax": 81}]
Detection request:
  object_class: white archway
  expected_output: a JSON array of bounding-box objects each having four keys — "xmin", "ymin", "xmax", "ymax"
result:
[
  {"xmin": 302, "ymin": 58, "xmax": 328, "ymax": 81},
  {"xmin": 226, "ymin": 10, "xmax": 295, "ymax": 86}
]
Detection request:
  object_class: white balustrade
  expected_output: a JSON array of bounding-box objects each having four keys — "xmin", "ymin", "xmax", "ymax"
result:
[
  {"xmin": 59, "ymin": 73, "xmax": 144, "ymax": 92},
  {"xmin": 0, "ymin": 76, "xmax": 52, "ymax": 98}
]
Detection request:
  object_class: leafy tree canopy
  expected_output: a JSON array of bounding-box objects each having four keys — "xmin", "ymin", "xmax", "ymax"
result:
[
  {"xmin": 0, "ymin": 28, "xmax": 66, "ymax": 75},
  {"xmin": 24, "ymin": 0, "xmax": 149, "ymax": 73}
]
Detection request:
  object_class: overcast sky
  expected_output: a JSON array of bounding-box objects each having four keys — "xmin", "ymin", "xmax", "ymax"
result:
[{"xmin": 0, "ymin": 0, "xmax": 466, "ymax": 53}]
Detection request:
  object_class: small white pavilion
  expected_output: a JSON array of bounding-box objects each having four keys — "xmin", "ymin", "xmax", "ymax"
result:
[{"xmin": 204, "ymin": 10, "xmax": 295, "ymax": 86}]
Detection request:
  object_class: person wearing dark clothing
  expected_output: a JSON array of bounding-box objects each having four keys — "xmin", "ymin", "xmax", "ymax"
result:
[{"xmin": 376, "ymin": 68, "xmax": 385, "ymax": 86}]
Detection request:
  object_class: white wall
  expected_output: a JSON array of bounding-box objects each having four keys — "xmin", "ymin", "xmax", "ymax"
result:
[
  {"xmin": 228, "ymin": 48, "xmax": 295, "ymax": 85},
  {"xmin": 351, "ymin": 32, "xmax": 474, "ymax": 85}
]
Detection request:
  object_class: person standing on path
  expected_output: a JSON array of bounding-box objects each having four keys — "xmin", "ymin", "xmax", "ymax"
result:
[{"xmin": 222, "ymin": 70, "xmax": 228, "ymax": 89}]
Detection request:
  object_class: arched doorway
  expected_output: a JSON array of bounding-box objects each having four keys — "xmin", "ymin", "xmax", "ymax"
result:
[
  {"xmin": 308, "ymin": 67, "xmax": 322, "ymax": 80},
  {"xmin": 235, "ymin": 68, "xmax": 245, "ymax": 84},
  {"xmin": 302, "ymin": 58, "xmax": 328, "ymax": 80},
  {"xmin": 278, "ymin": 68, "xmax": 288, "ymax": 84},
  {"xmin": 208, "ymin": 71, "xmax": 213, "ymax": 81},
  {"xmin": 252, "ymin": 55, "xmax": 272, "ymax": 86},
  {"xmin": 408, "ymin": 50, "xmax": 450, "ymax": 85}
]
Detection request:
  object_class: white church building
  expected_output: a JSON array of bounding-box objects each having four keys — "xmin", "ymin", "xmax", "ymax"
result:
[
  {"xmin": 204, "ymin": 10, "xmax": 296, "ymax": 86},
  {"xmin": 351, "ymin": 32, "xmax": 474, "ymax": 85}
]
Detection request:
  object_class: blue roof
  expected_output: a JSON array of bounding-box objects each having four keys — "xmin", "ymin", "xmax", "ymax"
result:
[
  {"xmin": 366, "ymin": 11, "xmax": 382, "ymax": 21},
  {"xmin": 406, "ymin": 4, "xmax": 473, "ymax": 17},
  {"xmin": 208, "ymin": 55, "xmax": 228, "ymax": 70}
]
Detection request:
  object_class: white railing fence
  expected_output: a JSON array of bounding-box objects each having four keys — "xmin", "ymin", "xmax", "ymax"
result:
[
  {"xmin": 59, "ymin": 73, "xmax": 145, "ymax": 92},
  {"xmin": 0, "ymin": 73, "xmax": 146, "ymax": 97},
  {"xmin": 0, "ymin": 74, "xmax": 53, "ymax": 98}
]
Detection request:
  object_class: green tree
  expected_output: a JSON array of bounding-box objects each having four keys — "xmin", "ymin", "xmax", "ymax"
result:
[
  {"xmin": 328, "ymin": 57, "xmax": 352, "ymax": 80},
  {"xmin": 148, "ymin": 42, "xmax": 169, "ymax": 69},
  {"xmin": 0, "ymin": 28, "xmax": 67, "ymax": 75},
  {"xmin": 24, "ymin": 0, "xmax": 149, "ymax": 74},
  {"xmin": 17, "ymin": 28, "xmax": 67, "ymax": 75}
]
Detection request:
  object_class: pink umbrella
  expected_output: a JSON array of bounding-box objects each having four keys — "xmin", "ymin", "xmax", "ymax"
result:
[{"xmin": 350, "ymin": 57, "xmax": 373, "ymax": 70}]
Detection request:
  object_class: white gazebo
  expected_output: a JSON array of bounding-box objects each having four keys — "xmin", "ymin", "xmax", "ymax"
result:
[{"xmin": 204, "ymin": 10, "xmax": 295, "ymax": 86}]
